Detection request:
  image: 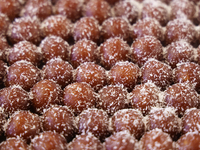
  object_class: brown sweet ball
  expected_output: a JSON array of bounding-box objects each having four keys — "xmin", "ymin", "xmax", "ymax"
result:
[
  {"xmin": 0, "ymin": 85, "xmax": 31, "ymax": 116},
  {"xmin": 8, "ymin": 41, "xmax": 42, "ymax": 66},
  {"xmin": 83, "ymin": 0, "xmax": 111, "ymax": 24},
  {"xmin": 165, "ymin": 19, "xmax": 197, "ymax": 45},
  {"xmin": 73, "ymin": 17, "xmax": 100, "ymax": 43},
  {"xmin": 131, "ymin": 36, "xmax": 163, "ymax": 67},
  {"xmin": 0, "ymin": 137, "xmax": 29, "ymax": 150},
  {"xmin": 70, "ymin": 39, "xmax": 98, "ymax": 68},
  {"xmin": 101, "ymin": 17, "xmax": 131, "ymax": 42},
  {"xmin": 78, "ymin": 108, "xmax": 109, "ymax": 140},
  {"xmin": 31, "ymin": 131, "xmax": 68, "ymax": 150},
  {"xmin": 109, "ymin": 61, "xmax": 140, "ymax": 92},
  {"xmin": 74, "ymin": 62, "xmax": 107, "ymax": 91},
  {"xmin": 164, "ymin": 83, "xmax": 199, "ymax": 116},
  {"xmin": 99, "ymin": 37, "xmax": 131, "ymax": 70},
  {"xmin": 40, "ymin": 36, "xmax": 70, "ymax": 63},
  {"xmin": 0, "ymin": 60, "xmax": 6, "ymax": 85},
  {"xmin": 165, "ymin": 40, "xmax": 194, "ymax": 68},
  {"xmin": 42, "ymin": 105, "xmax": 77, "ymax": 142},
  {"xmin": 30, "ymin": 79, "xmax": 63, "ymax": 114},
  {"xmin": 141, "ymin": 0, "xmax": 169, "ymax": 26},
  {"xmin": 139, "ymin": 128, "xmax": 174, "ymax": 150},
  {"xmin": 5, "ymin": 110, "xmax": 41, "ymax": 141},
  {"xmin": 5, "ymin": 60, "xmax": 41, "ymax": 91},
  {"xmin": 105, "ymin": 130, "xmax": 138, "ymax": 150},
  {"xmin": 0, "ymin": 0, "xmax": 21, "ymax": 21},
  {"xmin": 111, "ymin": 109, "xmax": 144, "ymax": 139},
  {"xmin": 0, "ymin": 13, "xmax": 10, "ymax": 36},
  {"xmin": 68, "ymin": 133, "xmax": 103, "ymax": 150},
  {"xmin": 41, "ymin": 15, "xmax": 72, "ymax": 41},
  {"xmin": 42, "ymin": 58, "xmax": 73, "ymax": 88},
  {"xmin": 141, "ymin": 59, "xmax": 172, "ymax": 90},
  {"xmin": 177, "ymin": 132, "xmax": 200, "ymax": 150},
  {"xmin": 20, "ymin": 0, "xmax": 52, "ymax": 21},
  {"xmin": 54, "ymin": 0, "xmax": 82, "ymax": 22},
  {"xmin": 113, "ymin": 0, "xmax": 139, "ymax": 24},
  {"xmin": 0, "ymin": 107, "xmax": 6, "ymax": 136},
  {"xmin": 97, "ymin": 85, "xmax": 128, "ymax": 116},
  {"xmin": 8, "ymin": 16, "xmax": 41, "ymax": 45},
  {"xmin": 63, "ymin": 82, "xmax": 96, "ymax": 115},
  {"xmin": 131, "ymin": 82, "xmax": 161, "ymax": 116},
  {"xmin": 132, "ymin": 18, "xmax": 164, "ymax": 42}
]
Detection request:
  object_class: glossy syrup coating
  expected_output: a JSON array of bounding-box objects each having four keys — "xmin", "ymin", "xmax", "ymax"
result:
[
  {"xmin": 139, "ymin": 128, "xmax": 174, "ymax": 150},
  {"xmin": 83, "ymin": 0, "xmax": 111, "ymax": 24},
  {"xmin": 141, "ymin": 59, "xmax": 172, "ymax": 90},
  {"xmin": 0, "ymin": 85, "xmax": 30, "ymax": 116},
  {"xmin": 99, "ymin": 37, "xmax": 131, "ymax": 70},
  {"xmin": 42, "ymin": 58, "xmax": 73, "ymax": 88},
  {"xmin": 73, "ymin": 17, "xmax": 100, "ymax": 43},
  {"xmin": 109, "ymin": 61, "xmax": 140, "ymax": 92},
  {"xmin": 8, "ymin": 41, "xmax": 42, "ymax": 66},
  {"xmin": 105, "ymin": 130, "xmax": 138, "ymax": 150},
  {"xmin": 0, "ymin": 36, "xmax": 9, "ymax": 61},
  {"xmin": 5, "ymin": 110, "xmax": 41, "ymax": 142},
  {"xmin": 0, "ymin": 13, "xmax": 10, "ymax": 36},
  {"xmin": 5, "ymin": 60, "xmax": 41, "ymax": 91},
  {"xmin": 111, "ymin": 109, "xmax": 145, "ymax": 140},
  {"xmin": 40, "ymin": 36, "xmax": 70, "ymax": 63},
  {"xmin": 31, "ymin": 131, "xmax": 68, "ymax": 150},
  {"xmin": 131, "ymin": 36, "xmax": 163, "ymax": 67},
  {"xmin": 164, "ymin": 83, "xmax": 199, "ymax": 116},
  {"xmin": 0, "ymin": 60, "xmax": 6, "ymax": 85},
  {"xmin": 41, "ymin": 15, "xmax": 72, "ymax": 41},
  {"xmin": 63, "ymin": 82, "xmax": 96, "ymax": 115},
  {"xmin": 70, "ymin": 39, "xmax": 99, "ymax": 68},
  {"xmin": 74, "ymin": 62, "xmax": 107, "ymax": 91}
]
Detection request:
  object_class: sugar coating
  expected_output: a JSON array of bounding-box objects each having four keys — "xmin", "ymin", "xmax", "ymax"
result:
[{"xmin": 0, "ymin": 107, "xmax": 6, "ymax": 136}]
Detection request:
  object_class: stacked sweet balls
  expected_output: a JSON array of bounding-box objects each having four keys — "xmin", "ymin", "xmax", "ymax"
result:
[{"xmin": 0, "ymin": 0, "xmax": 200, "ymax": 149}]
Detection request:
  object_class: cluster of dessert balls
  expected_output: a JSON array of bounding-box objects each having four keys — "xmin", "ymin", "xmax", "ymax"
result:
[{"xmin": 0, "ymin": 0, "xmax": 200, "ymax": 149}]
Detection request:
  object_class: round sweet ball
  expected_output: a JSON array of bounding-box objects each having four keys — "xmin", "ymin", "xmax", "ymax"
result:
[
  {"xmin": 40, "ymin": 36, "xmax": 70, "ymax": 63},
  {"xmin": 141, "ymin": 59, "xmax": 172, "ymax": 90},
  {"xmin": 113, "ymin": 0, "xmax": 139, "ymax": 24},
  {"xmin": 0, "ymin": 60, "xmax": 6, "ymax": 85},
  {"xmin": 20, "ymin": 0, "xmax": 52, "ymax": 21},
  {"xmin": 0, "ymin": 85, "xmax": 30, "ymax": 116},
  {"xmin": 63, "ymin": 82, "xmax": 96, "ymax": 115},
  {"xmin": 74, "ymin": 62, "xmax": 107, "ymax": 91},
  {"xmin": 111, "ymin": 109, "xmax": 144, "ymax": 139},
  {"xmin": 109, "ymin": 61, "xmax": 140, "ymax": 92},
  {"xmin": 42, "ymin": 58, "xmax": 73, "ymax": 88},
  {"xmin": 41, "ymin": 15, "xmax": 72, "ymax": 41},
  {"xmin": 101, "ymin": 17, "xmax": 131, "ymax": 42},
  {"xmin": 54, "ymin": 0, "xmax": 82, "ymax": 22},
  {"xmin": 70, "ymin": 39, "xmax": 98, "ymax": 68},
  {"xmin": 30, "ymin": 79, "xmax": 63, "ymax": 114},
  {"xmin": 165, "ymin": 40, "xmax": 194, "ymax": 68},
  {"xmin": 0, "ymin": 0, "xmax": 21, "ymax": 21},
  {"xmin": 165, "ymin": 19, "xmax": 196, "ymax": 45},
  {"xmin": 139, "ymin": 128, "xmax": 174, "ymax": 150},
  {"xmin": 131, "ymin": 36, "xmax": 163, "ymax": 67},
  {"xmin": 83, "ymin": 0, "xmax": 111, "ymax": 24},
  {"xmin": 5, "ymin": 110, "xmax": 41, "ymax": 142},
  {"xmin": 164, "ymin": 83, "xmax": 199, "ymax": 116},
  {"xmin": 68, "ymin": 133, "xmax": 103, "ymax": 150},
  {"xmin": 132, "ymin": 18, "xmax": 164, "ymax": 42},
  {"xmin": 99, "ymin": 37, "xmax": 131, "ymax": 70},
  {"xmin": 5, "ymin": 60, "xmax": 41, "ymax": 91},
  {"xmin": 0, "ymin": 137, "xmax": 29, "ymax": 150},
  {"xmin": 31, "ymin": 131, "xmax": 67, "ymax": 150},
  {"xmin": 174, "ymin": 62, "xmax": 200, "ymax": 92},
  {"xmin": 177, "ymin": 132, "xmax": 200, "ymax": 150},
  {"xmin": 0, "ymin": 107, "xmax": 6, "ymax": 136},
  {"xmin": 131, "ymin": 82, "xmax": 161, "ymax": 116},
  {"xmin": 78, "ymin": 108, "xmax": 109, "ymax": 140},
  {"xmin": 0, "ymin": 36, "xmax": 9, "ymax": 61},
  {"xmin": 141, "ymin": 0, "xmax": 169, "ymax": 26},
  {"xmin": 0, "ymin": 13, "xmax": 10, "ymax": 36},
  {"xmin": 97, "ymin": 85, "xmax": 128, "ymax": 116},
  {"xmin": 8, "ymin": 41, "xmax": 42, "ymax": 66},
  {"xmin": 105, "ymin": 130, "xmax": 138, "ymax": 150},
  {"xmin": 73, "ymin": 17, "xmax": 100, "ymax": 43}
]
